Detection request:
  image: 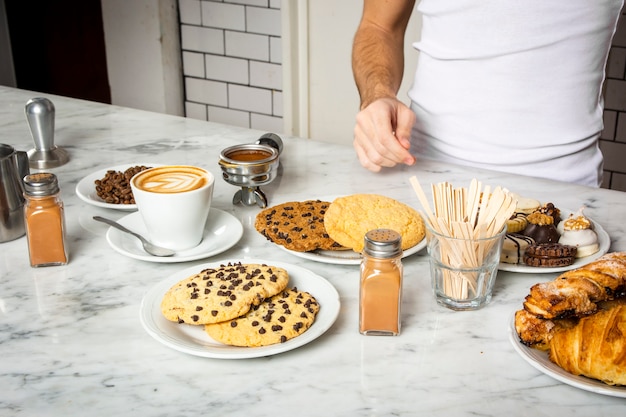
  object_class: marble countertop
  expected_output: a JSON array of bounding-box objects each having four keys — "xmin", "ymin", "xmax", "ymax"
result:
[{"xmin": 1, "ymin": 86, "xmax": 625, "ymax": 416}]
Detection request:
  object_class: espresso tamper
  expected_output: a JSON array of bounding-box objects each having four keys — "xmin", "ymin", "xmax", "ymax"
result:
[{"xmin": 25, "ymin": 97, "xmax": 70, "ymax": 169}]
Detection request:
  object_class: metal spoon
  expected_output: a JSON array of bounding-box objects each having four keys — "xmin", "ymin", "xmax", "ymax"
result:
[{"xmin": 93, "ymin": 216, "xmax": 175, "ymax": 257}]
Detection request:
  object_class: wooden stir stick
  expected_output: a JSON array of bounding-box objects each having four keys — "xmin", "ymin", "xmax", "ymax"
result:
[{"xmin": 409, "ymin": 176, "xmax": 516, "ymax": 300}]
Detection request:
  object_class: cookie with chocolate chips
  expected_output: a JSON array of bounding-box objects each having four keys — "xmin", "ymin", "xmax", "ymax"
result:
[
  {"xmin": 160, "ymin": 263, "xmax": 289, "ymax": 325},
  {"xmin": 255, "ymin": 200, "xmax": 344, "ymax": 252},
  {"xmin": 204, "ymin": 287, "xmax": 320, "ymax": 347}
]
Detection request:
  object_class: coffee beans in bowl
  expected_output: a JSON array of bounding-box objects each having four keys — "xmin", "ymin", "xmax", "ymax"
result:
[{"xmin": 95, "ymin": 165, "xmax": 151, "ymax": 204}]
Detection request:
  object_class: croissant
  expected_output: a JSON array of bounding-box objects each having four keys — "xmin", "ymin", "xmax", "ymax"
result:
[
  {"xmin": 549, "ymin": 305, "xmax": 626, "ymax": 386},
  {"xmin": 523, "ymin": 252, "xmax": 626, "ymax": 319},
  {"xmin": 516, "ymin": 252, "xmax": 626, "ymax": 348},
  {"xmin": 514, "ymin": 309, "xmax": 576, "ymax": 350}
]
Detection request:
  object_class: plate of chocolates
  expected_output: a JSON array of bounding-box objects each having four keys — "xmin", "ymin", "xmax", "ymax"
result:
[{"xmin": 498, "ymin": 202, "xmax": 610, "ymax": 273}]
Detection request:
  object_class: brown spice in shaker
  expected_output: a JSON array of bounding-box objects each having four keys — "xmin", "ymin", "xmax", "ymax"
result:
[
  {"xmin": 359, "ymin": 229, "xmax": 402, "ymax": 336},
  {"xmin": 24, "ymin": 173, "xmax": 68, "ymax": 267},
  {"xmin": 360, "ymin": 257, "xmax": 402, "ymax": 334}
]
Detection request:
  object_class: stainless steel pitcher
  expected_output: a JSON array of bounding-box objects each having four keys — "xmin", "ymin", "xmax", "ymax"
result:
[{"xmin": 0, "ymin": 143, "xmax": 30, "ymax": 242}]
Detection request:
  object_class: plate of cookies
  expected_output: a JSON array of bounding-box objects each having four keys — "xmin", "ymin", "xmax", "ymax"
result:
[
  {"xmin": 76, "ymin": 163, "xmax": 160, "ymax": 210},
  {"xmin": 498, "ymin": 202, "xmax": 610, "ymax": 273},
  {"xmin": 140, "ymin": 259, "xmax": 340, "ymax": 359},
  {"xmin": 254, "ymin": 195, "xmax": 427, "ymax": 265}
]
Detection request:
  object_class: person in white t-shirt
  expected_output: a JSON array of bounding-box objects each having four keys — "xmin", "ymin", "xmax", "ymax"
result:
[{"xmin": 352, "ymin": 0, "xmax": 623, "ymax": 187}]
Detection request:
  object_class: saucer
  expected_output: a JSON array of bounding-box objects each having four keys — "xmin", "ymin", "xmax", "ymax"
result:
[
  {"xmin": 76, "ymin": 163, "xmax": 162, "ymax": 211},
  {"xmin": 104, "ymin": 209, "xmax": 243, "ymax": 263}
]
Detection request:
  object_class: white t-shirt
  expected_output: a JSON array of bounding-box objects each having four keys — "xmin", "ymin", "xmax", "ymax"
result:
[{"xmin": 408, "ymin": 0, "xmax": 623, "ymax": 186}]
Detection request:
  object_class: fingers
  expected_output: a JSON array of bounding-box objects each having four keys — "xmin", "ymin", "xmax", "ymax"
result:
[
  {"xmin": 353, "ymin": 98, "xmax": 416, "ymax": 171},
  {"xmin": 354, "ymin": 123, "xmax": 394, "ymax": 171},
  {"xmin": 395, "ymin": 105, "xmax": 416, "ymax": 150}
]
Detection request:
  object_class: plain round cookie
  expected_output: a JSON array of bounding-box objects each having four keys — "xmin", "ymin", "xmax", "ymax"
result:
[
  {"xmin": 205, "ymin": 287, "xmax": 320, "ymax": 347},
  {"xmin": 323, "ymin": 194, "xmax": 425, "ymax": 252},
  {"xmin": 160, "ymin": 263, "xmax": 289, "ymax": 325}
]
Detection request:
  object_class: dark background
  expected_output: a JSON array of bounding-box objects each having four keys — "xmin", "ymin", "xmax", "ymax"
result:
[{"xmin": 4, "ymin": 0, "xmax": 111, "ymax": 103}]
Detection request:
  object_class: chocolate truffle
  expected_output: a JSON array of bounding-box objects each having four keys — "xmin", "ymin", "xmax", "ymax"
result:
[{"xmin": 522, "ymin": 212, "xmax": 560, "ymax": 244}]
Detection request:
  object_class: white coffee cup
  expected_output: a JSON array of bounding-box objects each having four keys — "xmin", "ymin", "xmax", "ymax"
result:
[{"xmin": 130, "ymin": 165, "xmax": 214, "ymax": 251}]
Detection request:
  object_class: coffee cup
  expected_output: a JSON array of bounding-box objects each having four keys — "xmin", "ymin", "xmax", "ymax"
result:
[{"xmin": 130, "ymin": 165, "xmax": 214, "ymax": 251}]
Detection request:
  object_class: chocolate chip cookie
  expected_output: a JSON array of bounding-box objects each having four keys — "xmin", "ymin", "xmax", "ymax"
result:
[
  {"xmin": 204, "ymin": 287, "xmax": 320, "ymax": 347},
  {"xmin": 255, "ymin": 200, "xmax": 343, "ymax": 252},
  {"xmin": 161, "ymin": 263, "xmax": 290, "ymax": 324}
]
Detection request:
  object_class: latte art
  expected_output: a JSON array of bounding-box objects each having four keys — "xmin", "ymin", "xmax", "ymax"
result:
[{"xmin": 133, "ymin": 166, "xmax": 209, "ymax": 193}]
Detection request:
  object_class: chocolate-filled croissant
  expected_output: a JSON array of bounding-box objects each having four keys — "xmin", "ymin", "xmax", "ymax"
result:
[
  {"xmin": 523, "ymin": 252, "xmax": 626, "ymax": 319},
  {"xmin": 549, "ymin": 305, "xmax": 626, "ymax": 386},
  {"xmin": 515, "ymin": 252, "xmax": 626, "ymax": 348}
]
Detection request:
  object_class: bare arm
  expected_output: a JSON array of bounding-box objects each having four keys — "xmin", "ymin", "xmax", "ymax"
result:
[
  {"xmin": 352, "ymin": 0, "xmax": 417, "ymax": 172},
  {"xmin": 353, "ymin": 0, "xmax": 415, "ymax": 109}
]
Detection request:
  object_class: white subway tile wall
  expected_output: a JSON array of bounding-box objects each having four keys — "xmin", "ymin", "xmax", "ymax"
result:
[
  {"xmin": 179, "ymin": 1, "xmax": 626, "ymax": 191},
  {"xmin": 179, "ymin": 0, "xmax": 282, "ymax": 134}
]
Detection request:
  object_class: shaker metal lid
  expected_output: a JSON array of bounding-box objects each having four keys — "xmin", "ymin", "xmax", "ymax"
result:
[
  {"xmin": 363, "ymin": 229, "xmax": 402, "ymax": 258},
  {"xmin": 23, "ymin": 172, "xmax": 60, "ymax": 196}
]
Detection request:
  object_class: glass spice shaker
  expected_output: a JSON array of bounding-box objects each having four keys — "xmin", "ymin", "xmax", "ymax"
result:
[
  {"xmin": 23, "ymin": 173, "xmax": 68, "ymax": 267},
  {"xmin": 359, "ymin": 229, "xmax": 403, "ymax": 336}
]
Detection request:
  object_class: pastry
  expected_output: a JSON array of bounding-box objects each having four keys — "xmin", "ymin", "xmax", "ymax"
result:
[
  {"xmin": 549, "ymin": 305, "xmax": 626, "ymax": 386},
  {"xmin": 255, "ymin": 200, "xmax": 344, "ymax": 252},
  {"xmin": 511, "ymin": 194, "xmax": 541, "ymax": 214},
  {"xmin": 537, "ymin": 202, "xmax": 561, "ymax": 226},
  {"xmin": 514, "ymin": 309, "xmax": 578, "ymax": 350},
  {"xmin": 516, "ymin": 299, "xmax": 626, "ymax": 351},
  {"xmin": 500, "ymin": 234, "xmax": 534, "ymax": 264},
  {"xmin": 558, "ymin": 208, "xmax": 599, "ymax": 258},
  {"xmin": 522, "ymin": 212, "xmax": 560, "ymax": 244},
  {"xmin": 515, "ymin": 252, "xmax": 626, "ymax": 385},
  {"xmin": 516, "ymin": 253, "xmax": 626, "ymax": 343},
  {"xmin": 323, "ymin": 194, "xmax": 425, "ymax": 253},
  {"xmin": 506, "ymin": 213, "xmax": 528, "ymax": 234},
  {"xmin": 204, "ymin": 287, "xmax": 320, "ymax": 347},
  {"xmin": 523, "ymin": 243, "xmax": 577, "ymax": 268},
  {"xmin": 521, "ymin": 252, "xmax": 626, "ymax": 320},
  {"xmin": 161, "ymin": 263, "xmax": 290, "ymax": 324}
]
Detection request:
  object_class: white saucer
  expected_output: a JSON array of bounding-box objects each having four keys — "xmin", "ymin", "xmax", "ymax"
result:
[
  {"xmin": 104, "ymin": 209, "xmax": 243, "ymax": 263},
  {"xmin": 280, "ymin": 237, "xmax": 427, "ymax": 265},
  {"xmin": 509, "ymin": 312, "xmax": 626, "ymax": 397},
  {"xmin": 140, "ymin": 259, "xmax": 340, "ymax": 359},
  {"xmin": 76, "ymin": 163, "xmax": 161, "ymax": 211}
]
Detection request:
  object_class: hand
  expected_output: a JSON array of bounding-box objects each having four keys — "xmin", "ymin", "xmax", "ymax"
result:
[{"xmin": 353, "ymin": 97, "xmax": 416, "ymax": 172}]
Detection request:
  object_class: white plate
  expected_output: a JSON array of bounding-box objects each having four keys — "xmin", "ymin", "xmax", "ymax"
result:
[
  {"xmin": 498, "ymin": 211, "xmax": 610, "ymax": 273},
  {"xmin": 105, "ymin": 209, "xmax": 243, "ymax": 263},
  {"xmin": 508, "ymin": 313, "xmax": 626, "ymax": 397},
  {"xmin": 265, "ymin": 194, "xmax": 427, "ymax": 265},
  {"xmin": 280, "ymin": 238, "xmax": 427, "ymax": 265},
  {"xmin": 76, "ymin": 163, "xmax": 161, "ymax": 210},
  {"xmin": 139, "ymin": 259, "xmax": 341, "ymax": 359}
]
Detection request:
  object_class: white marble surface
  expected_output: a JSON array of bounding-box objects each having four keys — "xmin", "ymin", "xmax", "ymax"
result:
[{"xmin": 1, "ymin": 86, "xmax": 625, "ymax": 416}]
